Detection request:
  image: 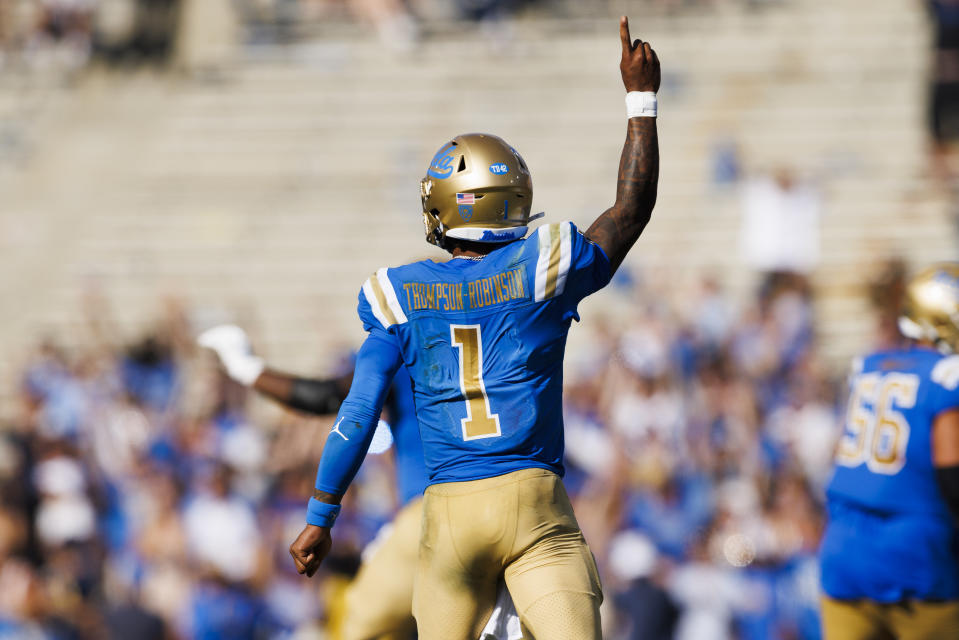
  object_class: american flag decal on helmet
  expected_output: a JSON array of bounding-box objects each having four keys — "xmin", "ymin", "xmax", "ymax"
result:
[{"xmin": 456, "ymin": 193, "xmax": 475, "ymax": 205}]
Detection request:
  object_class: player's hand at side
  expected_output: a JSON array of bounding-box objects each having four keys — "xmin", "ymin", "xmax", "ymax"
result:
[
  {"xmin": 289, "ymin": 524, "xmax": 332, "ymax": 578},
  {"xmin": 619, "ymin": 16, "xmax": 660, "ymax": 93}
]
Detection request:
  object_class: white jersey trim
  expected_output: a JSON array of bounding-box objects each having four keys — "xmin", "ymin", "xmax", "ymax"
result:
[
  {"xmin": 932, "ymin": 355, "xmax": 959, "ymax": 390},
  {"xmin": 361, "ymin": 268, "xmax": 408, "ymax": 330}
]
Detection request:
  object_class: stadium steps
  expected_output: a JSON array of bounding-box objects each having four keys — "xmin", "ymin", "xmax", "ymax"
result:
[{"xmin": 0, "ymin": 0, "xmax": 954, "ymax": 401}]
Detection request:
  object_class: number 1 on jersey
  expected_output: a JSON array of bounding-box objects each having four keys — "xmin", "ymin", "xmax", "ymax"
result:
[{"xmin": 451, "ymin": 325, "xmax": 502, "ymax": 440}]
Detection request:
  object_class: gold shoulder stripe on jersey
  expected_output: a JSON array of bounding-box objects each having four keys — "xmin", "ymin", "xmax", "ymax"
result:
[
  {"xmin": 543, "ymin": 224, "xmax": 560, "ymax": 299},
  {"xmin": 535, "ymin": 222, "xmax": 572, "ymax": 302},
  {"xmin": 375, "ymin": 267, "xmax": 408, "ymax": 324},
  {"xmin": 368, "ymin": 273, "xmax": 399, "ymax": 327}
]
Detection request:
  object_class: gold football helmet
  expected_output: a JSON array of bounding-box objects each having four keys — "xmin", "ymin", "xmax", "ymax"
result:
[
  {"xmin": 898, "ymin": 263, "xmax": 959, "ymax": 353},
  {"xmin": 420, "ymin": 133, "xmax": 541, "ymax": 247}
]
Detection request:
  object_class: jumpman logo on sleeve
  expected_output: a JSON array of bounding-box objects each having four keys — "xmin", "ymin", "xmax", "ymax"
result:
[{"xmin": 330, "ymin": 417, "xmax": 349, "ymax": 441}]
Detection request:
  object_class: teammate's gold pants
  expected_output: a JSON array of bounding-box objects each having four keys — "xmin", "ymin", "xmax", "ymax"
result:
[
  {"xmin": 341, "ymin": 498, "xmax": 422, "ymax": 640},
  {"xmin": 413, "ymin": 468, "xmax": 603, "ymax": 640},
  {"xmin": 821, "ymin": 596, "xmax": 959, "ymax": 640}
]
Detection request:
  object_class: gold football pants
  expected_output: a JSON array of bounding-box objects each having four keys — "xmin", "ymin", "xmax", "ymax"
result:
[
  {"xmin": 821, "ymin": 596, "xmax": 959, "ymax": 640},
  {"xmin": 341, "ymin": 498, "xmax": 422, "ymax": 640},
  {"xmin": 413, "ymin": 468, "xmax": 603, "ymax": 640}
]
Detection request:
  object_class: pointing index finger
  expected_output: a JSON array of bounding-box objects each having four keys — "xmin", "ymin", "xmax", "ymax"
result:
[{"xmin": 620, "ymin": 16, "xmax": 632, "ymax": 53}]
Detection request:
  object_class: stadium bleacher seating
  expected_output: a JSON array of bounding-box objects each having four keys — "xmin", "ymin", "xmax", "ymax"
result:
[{"xmin": 0, "ymin": 0, "xmax": 954, "ymax": 399}]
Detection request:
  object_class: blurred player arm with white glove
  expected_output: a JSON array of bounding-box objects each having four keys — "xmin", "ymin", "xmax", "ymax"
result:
[
  {"xmin": 197, "ymin": 324, "xmax": 350, "ymax": 415},
  {"xmin": 286, "ymin": 328, "xmax": 403, "ymax": 577},
  {"xmin": 585, "ymin": 16, "xmax": 660, "ymax": 276}
]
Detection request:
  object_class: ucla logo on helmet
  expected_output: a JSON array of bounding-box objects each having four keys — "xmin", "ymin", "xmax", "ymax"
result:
[
  {"xmin": 428, "ymin": 143, "xmax": 457, "ymax": 179},
  {"xmin": 489, "ymin": 162, "xmax": 509, "ymax": 175},
  {"xmin": 933, "ymin": 270, "xmax": 959, "ymax": 291}
]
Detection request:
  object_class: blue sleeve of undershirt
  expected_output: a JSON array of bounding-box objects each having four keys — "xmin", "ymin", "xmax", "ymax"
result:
[{"xmin": 311, "ymin": 328, "xmax": 403, "ymax": 502}]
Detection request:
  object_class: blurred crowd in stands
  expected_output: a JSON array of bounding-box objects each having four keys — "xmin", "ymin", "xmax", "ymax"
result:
[
  {"xmin": 0, "ymin": 0, "xmax": 524, "ymax": 73},
  {"xmin": 0, "ymin": 0, "xmax": 177, "ymax": 74},
  {"xmin": 3, "ymin": 0, "xmax": 956, "ymax": 185},
  {"xmin": 0, "ymin": 253, "xmax": 909, "ymax": 639},
  {"xmin": 566, "ymin": 266, "xmax": 833, "ymax": 640},
  {"xmin": 0, "ymin": 0, "xmax": 798, "ymax": 77},
  {"xmin": 0, "ymin": 1, "xmax": 948, "ymax": 639}
]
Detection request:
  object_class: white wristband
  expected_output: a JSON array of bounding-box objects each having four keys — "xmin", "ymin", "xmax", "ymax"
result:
[{"xmin": 626, "ymin": 91, "xmax": 657, "ymax": 118}]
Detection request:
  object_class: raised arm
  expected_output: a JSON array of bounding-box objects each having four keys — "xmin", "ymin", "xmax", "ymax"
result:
[
  {"xmin": 585, "ymin": 17, "xmax": 661, "ymax": 276},
  {"xmin": 288, "ymin": 330, "xmax": 404, "ymax": 577},
  {"xmin": 198, "ymin": 324, "xmax": 351, "ymax": 415}
]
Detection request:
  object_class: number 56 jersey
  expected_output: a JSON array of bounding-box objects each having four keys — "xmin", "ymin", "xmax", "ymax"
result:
[
  {"xmin": 821, "ymin": 346, "xmax": 959, "ymax": 601},
  {"xmin": 356, "ymin": 222, "xmax": 611, "ymax": 486},
  {"xmin": 827, "ymin": 346, "xmax": 959, "ymax": 517}
]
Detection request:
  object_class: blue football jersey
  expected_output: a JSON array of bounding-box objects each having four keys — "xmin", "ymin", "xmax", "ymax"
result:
[
  {"xmin": 356, "ymin": 221, "xmax": 611, "ymax": 485},
  {"xmin": 386, "ymin": 365, "xmax": 429, "ymax": 504},
  {"xmin": 821, "ymin": 346, "xmax": 959, "ymax": 601}
]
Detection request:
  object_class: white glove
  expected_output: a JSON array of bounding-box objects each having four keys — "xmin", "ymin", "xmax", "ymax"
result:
[{"xmin": 197, "ymin": 324, "xmax": 265, "ymax": 386}]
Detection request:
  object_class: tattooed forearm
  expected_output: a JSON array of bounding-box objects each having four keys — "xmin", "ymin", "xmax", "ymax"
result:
[{"xmin": 585, "ymin": 117, "xmax": 659, "ymax": 275}]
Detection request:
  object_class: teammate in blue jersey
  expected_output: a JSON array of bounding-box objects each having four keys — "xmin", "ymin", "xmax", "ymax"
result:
[
  {"xmin": 197, "ymin": 325, "xmax": 426, "ymax": 639},
  {"xmin": 198, "ymin": 326, "xmax": 523, "ymax": 640},
  {"xmin": 820, "ymin": 264, "xmax": 959, "ymax": 639},
  {"xmin": 288, "ymin": 17, "xmax": 660, "ymax": 639}
]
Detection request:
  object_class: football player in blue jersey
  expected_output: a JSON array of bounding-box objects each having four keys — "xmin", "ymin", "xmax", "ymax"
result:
[
  {"xmin": 288, "ymin": 16, "xmax": 660, "ymax": 640},
  {"xmin": 197, "ymin": 325, "xmax": 426, "ymax": 640},
  {"xmin": 819, "ymin": 264, "xmax": 959, "ymax": 639},
  {"xmin": 198, "ymin": 326, "xmax": 523, "ymax": 640}
]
